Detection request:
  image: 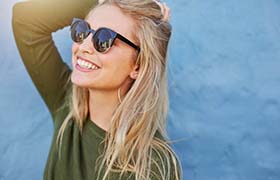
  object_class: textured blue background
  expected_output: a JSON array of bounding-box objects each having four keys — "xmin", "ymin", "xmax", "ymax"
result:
[{"xmin": 1, "ymin": 0, "xmax": 280, "ymax": 180}]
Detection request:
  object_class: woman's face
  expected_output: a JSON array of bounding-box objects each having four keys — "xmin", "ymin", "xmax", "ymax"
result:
[{"xmin": 71, "ymin": 5, "xmax": 139, "ymax": 92}]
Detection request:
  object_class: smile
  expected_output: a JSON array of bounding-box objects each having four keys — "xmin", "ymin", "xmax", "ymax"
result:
[
  {"xmin": 75, "ymin": 56, "xmax": 100, "ymax": 72},
  {"xmin": 77, "ymin": 59, "xmax": 99, "ymax": 70}
]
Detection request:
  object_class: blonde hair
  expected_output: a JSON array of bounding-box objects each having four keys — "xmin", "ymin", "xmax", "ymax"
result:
[{"xmin": 57, "ymin": 0, "xmax": 182, "ymax": 180}]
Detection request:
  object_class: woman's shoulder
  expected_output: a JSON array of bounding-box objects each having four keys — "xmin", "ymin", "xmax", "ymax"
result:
[{"xmin": 52, "ymin": 102, "xmax": 71, "ymax": 130}]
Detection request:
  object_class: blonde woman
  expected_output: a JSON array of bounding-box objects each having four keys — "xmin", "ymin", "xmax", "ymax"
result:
[{"xmin": 12, "ymin": 0, "xmax": 182, "ymax": 179}]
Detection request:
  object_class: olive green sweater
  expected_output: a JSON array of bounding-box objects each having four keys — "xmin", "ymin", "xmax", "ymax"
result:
[{"xmin": 12, "ymin": 0, "xmax": 179, "ymax": 179}]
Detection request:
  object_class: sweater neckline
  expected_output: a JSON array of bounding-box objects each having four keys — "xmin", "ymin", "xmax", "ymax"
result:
[{"xmin": 85, "ymin": 114, "xmax": 107, "ymax": 139}]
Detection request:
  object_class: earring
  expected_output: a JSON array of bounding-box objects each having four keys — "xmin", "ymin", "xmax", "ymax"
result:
[{"xmin": 117, "ymin": 87, "xmax": 122, "ymax": 103}]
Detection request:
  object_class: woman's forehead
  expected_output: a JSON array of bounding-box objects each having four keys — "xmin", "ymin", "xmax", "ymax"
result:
[{"xmin": 86, "ymin": 5, "xmax": 136, "ymax": 40}]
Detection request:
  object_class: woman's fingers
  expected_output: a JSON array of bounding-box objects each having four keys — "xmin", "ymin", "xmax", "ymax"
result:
[
  {"xmin": 98, "ymin": 0, "xmax": 105, "ymax": 4},
  {"xmin": 153, "ymin": 0, "xmax": 171, "ymax": 22},
  {"xmin": 162, "ymin": 2, "xmax": 171, "ymax": 22}
]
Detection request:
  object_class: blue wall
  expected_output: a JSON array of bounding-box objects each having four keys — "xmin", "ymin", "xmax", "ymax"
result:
[{"xmin": 1, "ymin": 0, "xmax": 280, "ymax": 180}]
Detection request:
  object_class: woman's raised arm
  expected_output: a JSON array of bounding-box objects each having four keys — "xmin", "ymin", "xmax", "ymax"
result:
[{"xmin": 12, "ymin": 0, "xmax": 97, "ymax": 117}]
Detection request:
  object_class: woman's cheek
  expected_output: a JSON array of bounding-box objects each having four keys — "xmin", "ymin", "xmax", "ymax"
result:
[
  {"xmin": 72, "ymin": 43, "xmax": 79, "ymax": 54},
  {"xmin": 72, "ymin": 43, "xmax": 79, "ymax": 67}
]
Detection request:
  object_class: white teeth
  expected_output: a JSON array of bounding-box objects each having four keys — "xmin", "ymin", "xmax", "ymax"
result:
[{"xmin": 77, "ymin": 58, "xmax": 99, "ymax": 70}]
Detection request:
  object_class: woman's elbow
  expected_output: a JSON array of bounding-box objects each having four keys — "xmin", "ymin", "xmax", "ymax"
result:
[{"xmin": 12, "ymin": 2, "xmax": 35, "ymax": 32}]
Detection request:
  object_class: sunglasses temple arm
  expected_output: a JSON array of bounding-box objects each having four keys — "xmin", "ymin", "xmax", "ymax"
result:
[{"xmin": 116, "ymin": 34, "xmax": 140, "ymax": 51}]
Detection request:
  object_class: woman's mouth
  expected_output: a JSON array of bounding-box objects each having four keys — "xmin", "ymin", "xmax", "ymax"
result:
[{"xmin": 75, "ymin": 57, "xmax": 100, "ymax": 72}]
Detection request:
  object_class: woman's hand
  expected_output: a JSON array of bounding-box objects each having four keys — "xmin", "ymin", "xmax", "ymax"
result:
[{"xmin": 153, "ymin": 0, "xmax": 171, "ymax": 22}]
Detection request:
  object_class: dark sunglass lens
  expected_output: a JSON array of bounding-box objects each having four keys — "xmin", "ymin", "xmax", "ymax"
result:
[
  {"xmin": 94, "ymin": 28, "xmax": 116, "ymax": 52},
  {"xmin": 71, "ymin": 21, "xmax": 89, "ymax": 43}
]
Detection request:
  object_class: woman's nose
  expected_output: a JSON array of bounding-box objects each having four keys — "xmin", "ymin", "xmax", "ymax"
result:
[{"xmin": 78, "ymin": 34, "xmax": 95, "ymax": 54}]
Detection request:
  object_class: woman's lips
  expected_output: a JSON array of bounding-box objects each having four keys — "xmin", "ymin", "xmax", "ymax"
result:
[
  {"xmin": 75, "ymin": 63, "xmax": 95, "ymax": 72},
  {"xmin": 75, "ymin": 56, "xmax": 101, "ymax": 72},
  {"xmin": 77, "ymin": 56, "xmax": 100, "ymax": 68}
]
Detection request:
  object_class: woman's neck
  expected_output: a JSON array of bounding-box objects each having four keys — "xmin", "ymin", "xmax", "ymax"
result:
[{"xmin": 88, "ymin": 89, "xmax": 120, "ymax": 131}]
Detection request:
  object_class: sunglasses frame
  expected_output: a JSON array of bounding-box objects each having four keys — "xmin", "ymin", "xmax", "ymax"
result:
[{"xmin": 70, "ymin": 18, "xmax": 140, "ymax": 53}]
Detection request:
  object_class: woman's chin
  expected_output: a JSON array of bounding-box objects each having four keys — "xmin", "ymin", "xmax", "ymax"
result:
[{"xmin": 71, "ymin": 73, "xmax": 92, "ymax": 88}]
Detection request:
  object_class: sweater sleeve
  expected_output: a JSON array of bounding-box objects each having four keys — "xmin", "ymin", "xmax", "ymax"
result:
[{"xmin": 12, "ymin": 0, "xmax": 97, "ymax": 118}]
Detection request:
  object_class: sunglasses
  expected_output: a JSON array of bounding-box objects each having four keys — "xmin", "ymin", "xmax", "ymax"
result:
[{"xmin": 70, "ymin": 18, "xmax": 140, "ymax": 53}]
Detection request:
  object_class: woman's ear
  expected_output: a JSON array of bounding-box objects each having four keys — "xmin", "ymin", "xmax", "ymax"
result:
[{"xmin": 129, "ymin": 64, "xmax": 139, "ymax": 80}]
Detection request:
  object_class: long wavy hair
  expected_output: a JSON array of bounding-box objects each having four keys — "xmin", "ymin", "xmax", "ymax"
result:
[{"xmin": 57, "ymin": 0, "xmax": 182, "ymax": 179}]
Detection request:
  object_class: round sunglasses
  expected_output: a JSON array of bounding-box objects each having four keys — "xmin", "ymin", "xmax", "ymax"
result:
[{"xmin": 70, "ymin": 18, "xmax": 140, "ymax": 53}]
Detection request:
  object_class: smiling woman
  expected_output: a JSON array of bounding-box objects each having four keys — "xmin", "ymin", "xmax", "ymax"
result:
[
  {"xmin": 70, "ymin": 5, "xmax": 140, "ymax": 97},
  {"xmin": 12, "ymin": 0, "xmax": 182, "ymax": 180}
]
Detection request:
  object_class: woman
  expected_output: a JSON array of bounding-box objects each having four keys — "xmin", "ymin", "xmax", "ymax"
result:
[{"xmin": 12, "ymin": 0, "xmax": 182, "ymax": 179}]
